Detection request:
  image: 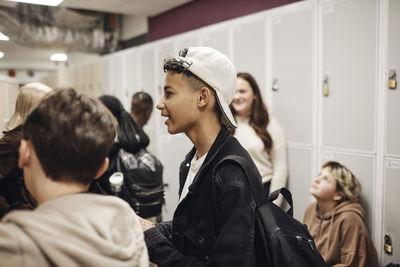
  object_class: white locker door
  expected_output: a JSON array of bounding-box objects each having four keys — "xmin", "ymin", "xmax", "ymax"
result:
[
  {"xmin": 386, "ymin": 0, "xmax": 400, "ymax": 156},
  {"xmin": 124, "ymin": 50, "xmax": 139, "ymax": 106},
  {"xmin": 271, "ymin": 5, "xmax": 314, "ymax": 145},
  {"xmin": 201, "ymin": 26, "xmax": 231, "ymax": 59},
  {"xmin": 174, "ymin": 34, "xmax": 200, "ymax": 55},
  {"xmin": 383, "ymin": 0, "xmax": 400, "ymax": 264},
  {"xmin": 101, "ymin": 57, "xmax": 112, "ymax": 94},
  {"xmin": 111, "ymin": 54, "xmax": 126, "ymax": 104},
  {"xmin": 383, "ymin": 161, "xmax": 400, "ymax": 265},
  {"xmin": 138, "ymin": 46, "xmax": 158, "ymax": 155},
  {"xmin": 233, "ymin": 18, "xmax": 267, "ymax": 94},
  {"xmin": 321, "ymin": 0, "xmax": 377, "ymax": 152},
  {"xmin": 287, "ymin": 147, "xmax": 313, "ymax": 220},
  {"xmin": 270, "ymin": 4, "xmax": 314, "ymax": 221}
]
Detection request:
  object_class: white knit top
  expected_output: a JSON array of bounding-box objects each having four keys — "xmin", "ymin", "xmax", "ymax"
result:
[{"xmin": 234, "ymin": 115, "xmax": 288, "ymax": 205}]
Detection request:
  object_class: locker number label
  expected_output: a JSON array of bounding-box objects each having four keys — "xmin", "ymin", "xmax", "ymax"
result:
[{"xmin": 386, "ymin": 159, "xmax": 400, "ymax": 169}]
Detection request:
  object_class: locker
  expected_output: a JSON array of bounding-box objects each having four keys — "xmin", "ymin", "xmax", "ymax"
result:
[
  {"xmin": 174, "ymin": 34, "xmax": 200, "ymax": 54},
  {"xmin": 270, "ymin": 5, "xmax": 314, "ymax": 145},
  {"xmin": 200, "ymin": 26, "xmax": 231, "ymax": 59},
  {"xmin": 321, "ymin": 0, "xmax": 377, "ymax": 152},
  {"xmin": 386, "ymin": 0, "xmax": 400, "ymax": 156},
  {"xmin": 233, "ymin": 18, "xmax": 267, "ymax": 94},
  {"xmin": 383, "ymin": 162, "xmax": 400, "ymax": 265},
  {"xmin": 110, "ymin": 54, "xmax": 125, "ymax": 103},
  {"xmin": 101, "ymin": 57, "xmax": 112, "ymax": 94},
  {"xmin": 287, "ymin": 147, "xmax": 313, "ymax": 221}
]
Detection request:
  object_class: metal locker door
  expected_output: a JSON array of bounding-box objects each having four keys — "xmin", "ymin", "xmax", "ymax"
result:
[
  {"xmin": 287, "ymin": 147, "xmax": 313, "ymax": 221},
  {"xmin": 321, "ymin": 0, "xmax": 377, "ymax": 152},
  {"xmin": 383, "ymin": 161, "xmax": 400, "ymax": 265},
  {"xmin": 271, "ymin": 4, "xmax": 314, "ymax": 145},
  {"xmin": 386, "ymin": 0, "xmax": 400, "ymax": 156},
  {"xmin": 233, "ymin": 18, "xmax": 267, "ymax": 96},
  {"xmin": 201, "ymin": 26, "xmax": 231, "ymax": 60}
]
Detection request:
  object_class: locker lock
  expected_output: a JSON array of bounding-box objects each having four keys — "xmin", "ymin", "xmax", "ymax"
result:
[
  {"xmin": 323, "ymin": 75, "xmax": 329, "ymax": 97},
  {"xmin": 384, "ymin": 234, "xmax": 393, "ymax": 255},
  {"xmin": 388, "ymin": 69, "xmax": 397, "ymax": 89}
]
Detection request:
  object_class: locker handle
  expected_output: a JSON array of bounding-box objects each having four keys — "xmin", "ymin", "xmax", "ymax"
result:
[{"xmin": 272, "ymin": 78, "xmax": 279, "ymax": 91}]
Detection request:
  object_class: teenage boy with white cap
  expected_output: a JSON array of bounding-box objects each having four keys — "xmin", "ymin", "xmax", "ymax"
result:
[{"xmin": 140, "ymin": 47, "xmax": 260, "ymax": 266}]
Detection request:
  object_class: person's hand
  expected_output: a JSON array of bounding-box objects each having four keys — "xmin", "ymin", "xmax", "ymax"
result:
[{"xmin": 139, "ymin": 217, "xmax": 155, "ymax": 231}]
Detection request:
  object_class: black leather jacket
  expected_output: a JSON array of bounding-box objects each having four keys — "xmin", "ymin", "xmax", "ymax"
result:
[{"xmin": 145, "ymin": 126, "xmax": 259, "ymax": 267}]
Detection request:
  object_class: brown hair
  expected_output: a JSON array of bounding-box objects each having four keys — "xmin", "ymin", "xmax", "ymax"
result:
[
  {"xmin": 322, "ymin": 161, "xmax": 361, "ymax": 201},
  {"xmin": 23, "ymin": 88, "xmax": 117, "ymax": 185},
  {"xmin": 131, "ymin": 91, "xmax": 153, "ymax": 128},
  {"xmin": 231, "ymin": 72, "xmax": 273, "ymax": 152}
]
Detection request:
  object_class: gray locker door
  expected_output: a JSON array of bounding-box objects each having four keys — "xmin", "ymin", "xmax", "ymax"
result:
[
  {"xmin": 101, "ymin": 57, "xmax": 112, "ymax": 94},
  {"xmin": 233, "ymin": 19, "xmax": 267, "ymax": 93},
  {"xmin": 386, "ymin": 0, "xmax": 400, "ymax": 156},
  {"xmin": 287, "ymin": 147, "xmax": 313, "ymax": 221},
  {"xmin": 321, "ymin": 0, "xmax": 377, "ymax": 152},
  {"xmin": 124, "ymin": 50, "xmax": 139, "ymax": 110},
  {"xmin": 201, "ymin": 26, "xmax": 231, "ymax": 59},
  {"xmin": 174, "ymin": 34, "xmax": 200, "ymax": 55},
  {"xmin": 321, "ymin": 152, "xmax": 375, "ymax": 235},
  {"xmin": 383, "ymin": 161, "xmax": 400, "ymax": 265},
  {"xmin": 110, "ymin": 54, "xmax": 125, "ymax": 98},
  {"xmin": 271, "ymin": 7, "xmax": 313, "ymax": 144}
]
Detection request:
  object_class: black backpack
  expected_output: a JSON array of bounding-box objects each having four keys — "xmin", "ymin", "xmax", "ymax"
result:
[
  {"xmin": 116, "ymin": 148, "xmax": 164, "ymax": 219},
  {"xmin": 214, "ymin": 155, "xmax": 327, "ymax": 267}
]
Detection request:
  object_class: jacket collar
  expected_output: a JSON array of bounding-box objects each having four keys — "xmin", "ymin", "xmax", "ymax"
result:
[{"xmin": 179, "ymin": 125, "xmax": 231, "ymax": 196}]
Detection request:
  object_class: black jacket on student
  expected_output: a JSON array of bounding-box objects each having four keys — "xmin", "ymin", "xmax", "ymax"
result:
[{"xmin": 144, "ymin": 125, "xmax": 259, "ymax": 267}]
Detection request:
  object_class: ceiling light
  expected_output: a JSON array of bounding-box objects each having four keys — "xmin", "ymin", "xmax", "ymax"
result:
[
  {"xmin": 0, "ymin": 52, "xmax": 4, "ymax": 59},
  {"xmin": 0, "ymin": 32, "xmax": 10, "ymax": 41},
  {"xmin": 50, "ymin": 53, "xmax": 67, "ymax": 62},
  {"xmin": 5, "ymin": 0, "xmax": 64, "ymax": 7}
]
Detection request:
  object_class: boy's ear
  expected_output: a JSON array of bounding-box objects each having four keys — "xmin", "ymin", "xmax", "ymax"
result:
[
  {"xmin": 333, "ymin": 192, "xmax": 343, "ymax": 201},
  {"xmin": 94, "ymin": 157, "xmax": 109, "ymax": 180},
  {"xmin": 18, "ymin": 139, "xmax": 31, "ymax": 169},
  {"xmin": 197, "ymin": 87, "xmax": 211, "ymax": 107}
]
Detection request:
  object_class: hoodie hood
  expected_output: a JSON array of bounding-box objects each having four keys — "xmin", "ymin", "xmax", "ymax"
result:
[
  {"xmin": 318, "ymin": 199, "xmax": 365, "ymax": 221},
  {"xmin": 2, "ymin": 193, "xmax": 148, "ymax": 267}
]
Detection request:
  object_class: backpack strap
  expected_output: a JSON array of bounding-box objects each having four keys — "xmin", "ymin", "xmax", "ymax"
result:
[
  {"xmin": 213, "ymin": 155, "xmax": 267, "ymax": 207},
  {"xmin": 268, "ymin": 187, "xmax": 294, "ymax": 217},
  {"xmin": 214, "ymin": 155, "xmax": 294, "ymax": 217}
]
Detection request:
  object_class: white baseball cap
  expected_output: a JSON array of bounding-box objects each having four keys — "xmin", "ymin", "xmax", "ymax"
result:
[{"xmin": 175, "ymin": 47, "xmax": 237, "ymax": 128}]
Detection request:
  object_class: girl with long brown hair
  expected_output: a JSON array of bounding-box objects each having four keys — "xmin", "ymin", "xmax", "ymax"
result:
[{"xmin": 230, "ymin": 72, "xmax": 288, "ymax": 206}]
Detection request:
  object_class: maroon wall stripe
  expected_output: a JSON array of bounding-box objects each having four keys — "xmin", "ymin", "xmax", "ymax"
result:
[{"xmin": 148, "ymin": 0, "xmax": 301, "ymax": 41}]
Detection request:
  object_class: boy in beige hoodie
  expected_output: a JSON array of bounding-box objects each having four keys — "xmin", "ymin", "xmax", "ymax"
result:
[
  {"xmin": 0, "ymin": 89, "xmax": 148, "ymax": 267},
  {"xmin": 303, "ymin": 161, "xmax": 377, "ymax": 267}
]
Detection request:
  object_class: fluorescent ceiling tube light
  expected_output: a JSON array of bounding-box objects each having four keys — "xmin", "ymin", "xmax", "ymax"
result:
[
  {"xmin": 50, "ymin": 53, "xmax": 67, "ymax": 62},
  {"xmin": 0, "ymin": 32, "xmax": 10, "ymax": 41},
  {"xmin": 5, "ymin": 0, "xmax": 64, "ymax": 6},
  {"xmin": 0, "ymin": 52, "xmax": 4, "ymax": 59}
]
